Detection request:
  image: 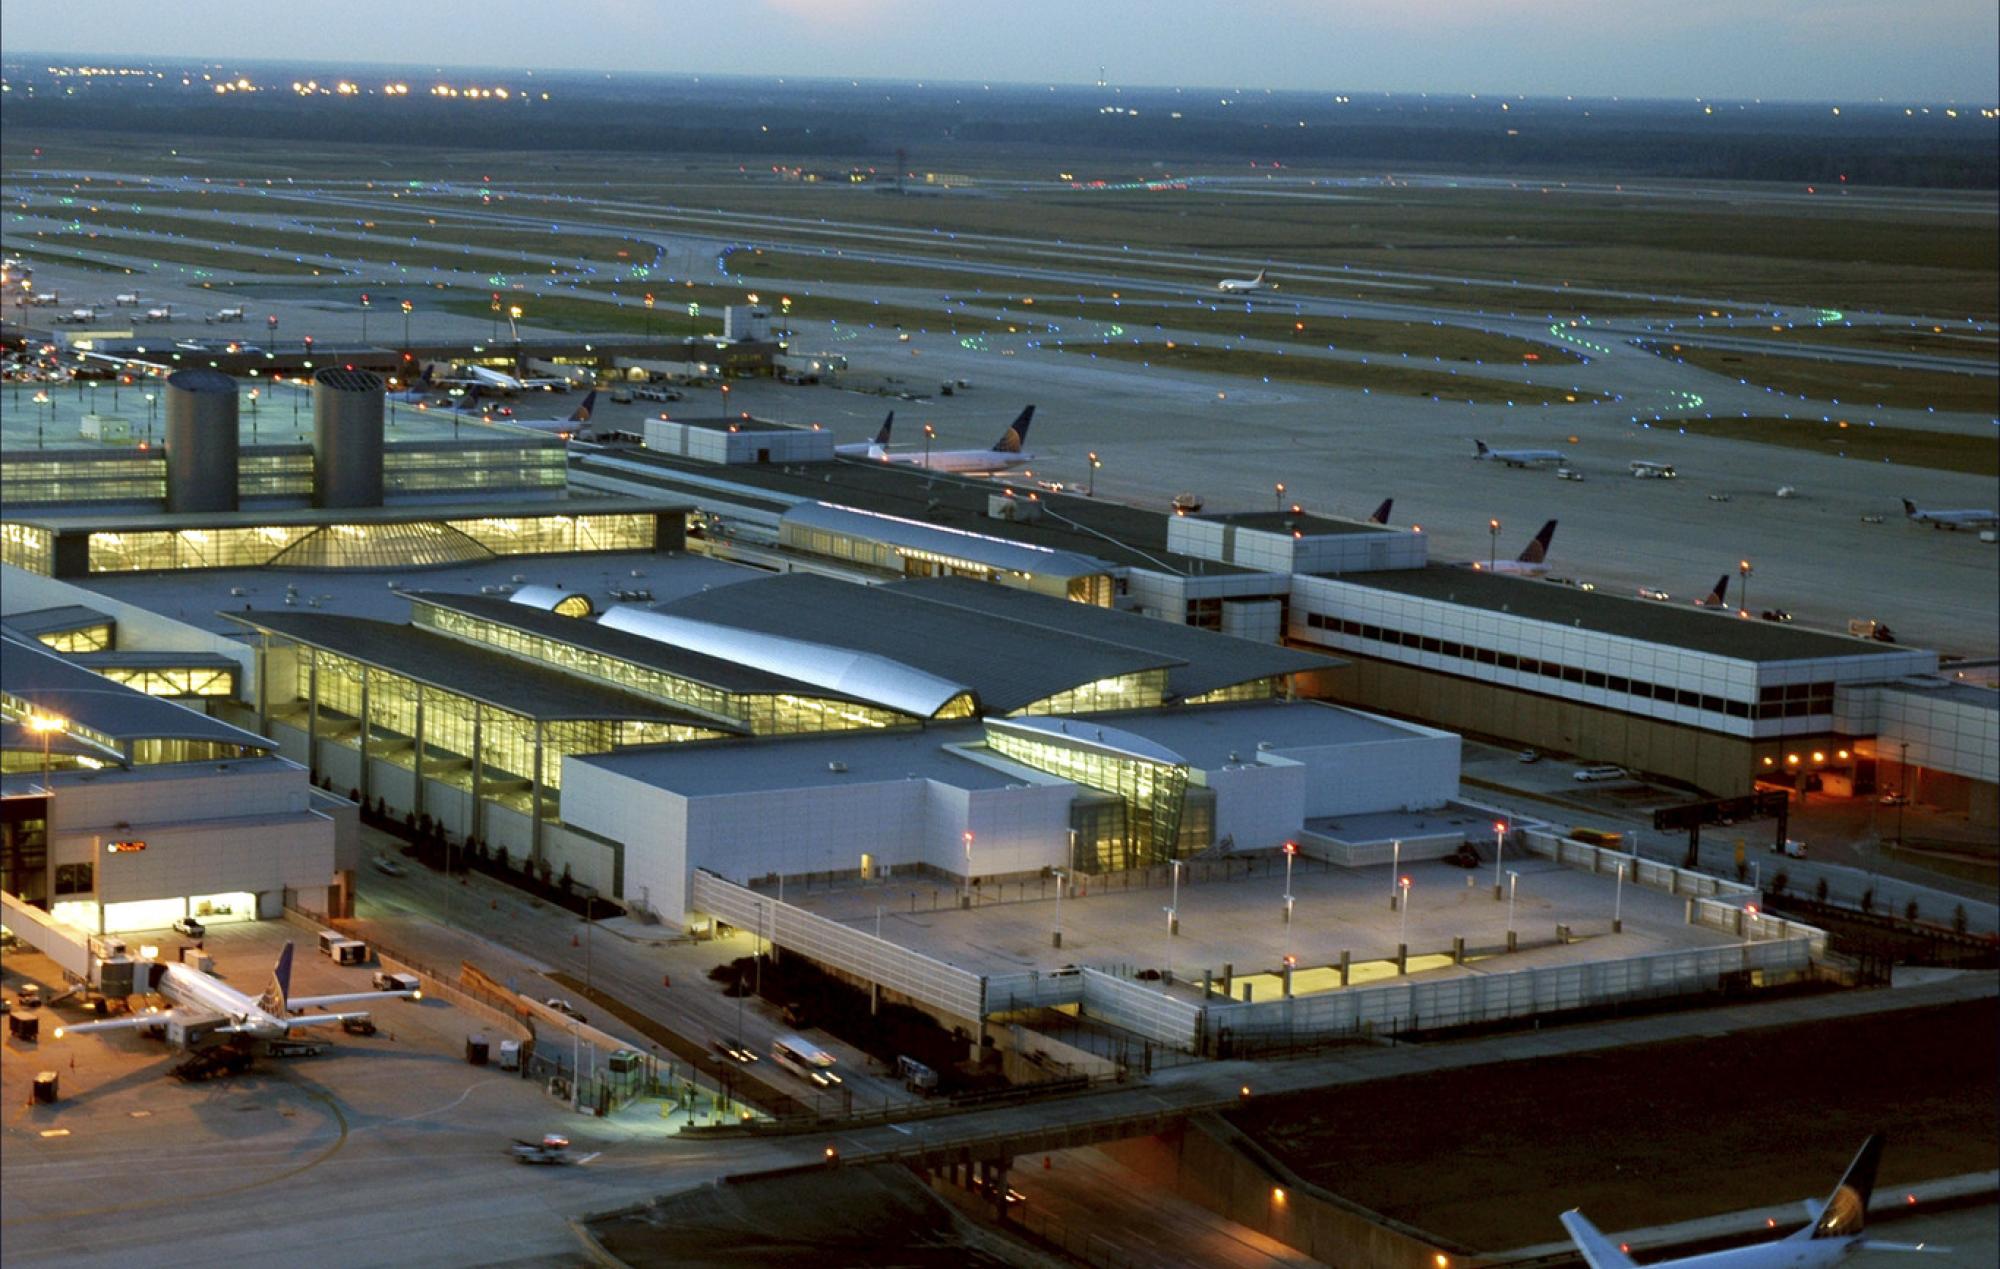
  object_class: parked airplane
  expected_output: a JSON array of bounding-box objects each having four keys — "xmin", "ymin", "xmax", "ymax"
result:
[
  {"xmin": 867, "ymin": 406, "xmax": 1036, "ymax": 473},
  {"xmin": 1367, "ymin": 498, "xmax": 1393, "ymax": 525},
  {"xmin": 1694, "ymin": 575, "xmax": 1731, "ymax": 608},
  {"xmin": 1630, "ymin": 460, "xmax": 1678, "ymax": 478},
  {"xmin": 434, "ymin": 364, "xmax": 573, "ymax": 394},
  {"xmin": 113, "ymin": 291, "xmax": 143, "ymax": 306},
  {"xmin": 389, "ymin": 365, "xmax": 439, "ymax": 403},
  {"xmin": 54, "ymin": 943, "xmax": 417, "ymax": 1051},
  {"xmin": 1475, "ymin": 520, "xmax": 1559, "ymax": 575},
  {"xmin": 500, "ymin": 390, "xmax": 600, "ymax": 440},
  {"xmin": 1900, "ymin": 498, "xmax": 1997, "ymax": 531},
  {"xmin": 835, "ymin": 411, "xmax": 896, "ymax": 458},
  {"xmin": 1475, "ymin": 439, "xmax": 1568, "ymax": 468},
  {"xmin": 1217, "ymin": 268, "xmax": 1273, "ymax": 293},
  {"xmin": 206, "ymin": 307, "xmax": 246, "ymax": 323},
  {"xmin": 143, "ymin": 305, "xmax": 174, "ymax": 323},
  {"xmin": 1561, "ymin": 1135, "xmax": 1944, "ymax": 1269}
]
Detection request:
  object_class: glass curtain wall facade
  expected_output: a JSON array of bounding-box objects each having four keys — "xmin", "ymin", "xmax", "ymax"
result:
[
  {"xmin": 986, "ymin": 725, "xmax": 1191, "ymax": 871},
  {"xmin": 95, "ymin": 664, "xmax": 235, "ymax": 698},
  {"xmin": 1012, "ymin": 670, "xmax": 1168, "ymax": 717},
  {"xmin": 74, "ymin": 512, "xmax": 658, "ymax": 574}
]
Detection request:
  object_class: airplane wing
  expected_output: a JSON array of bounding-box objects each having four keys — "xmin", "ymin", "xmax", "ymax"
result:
[
  {"xmin": 1560, "ymin": 1211, "xmax": 1637, "ymax": 1269},
  {"xmin": 262, "ymin": 1008, "xmax": 376, "ymax": 1024},
  {"xmin": 288, "ymin": 990, "xmax": 419, "ymax": 1009},
  {"xmin": 53, "ymin": 1009, "xmax": 181, "ymax": 1038},
  {"xmin": 1857, "ymin": 1241, "xmax": 1952, "ymax": 1254}
]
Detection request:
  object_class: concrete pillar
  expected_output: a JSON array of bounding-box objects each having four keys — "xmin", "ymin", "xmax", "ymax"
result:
[
  {"xmin": 306, "ymin": 649, "xmax": 320, "ymax": 780},
  {"xmin": 1200, "ymin": 969, "xmax": 1212, "ymax": 1000},
  {"xmin": 469, "ymin": 709, "xmax": 485, "ymax": 845},
  {"xmin": 1281, "ymin": 964, "xmax": 1293, "ymax": 998},
  {"xmin": 1396, "ymin": 943, "xmax": 1408, "ymax": 974},
  {"xmin": 870, "ymin": 982, "xmax": 880, "ymax": 1016},
  {"xmin": 412, "ymin": 689, "xmax": 427, "ymax": 823},
  {"xmin": 357, "ymin": 666, "xmax": 371, "ymax": 807},
  {"xmin": 1507, "ymin": 930, "xmax": 1518, "ymax": 952},
  {"xmin": 1338, "ymin": 950, "xmax": 1350, "ymax": 986},
  {"xmin": 1452, "ymin": 936, "xmax": 1465, "ymax": 965},
  {"xmin": 1241, "ymin": 981, "xmax": 1254, "ymax": 1003},
  {"xmin": 1221, "ymin": 962, "xmax": 1233, "ymax": 996}
]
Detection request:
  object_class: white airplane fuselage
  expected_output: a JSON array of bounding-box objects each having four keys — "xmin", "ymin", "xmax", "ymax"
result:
[{"xmin": 870, "ymin": 447, "xmax": 1035, "ymax": 474}]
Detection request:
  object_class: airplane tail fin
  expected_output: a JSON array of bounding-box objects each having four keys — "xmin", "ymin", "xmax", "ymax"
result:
[
  {"xmin": 1812, "ymin": 1134, "xmax": 1883, "ymax": 1239},
  {"xmin": 875, "ymin": 411, "xmax": 895, "ymax": 446},
  {"xmin": 570, "ymin": 390, "xmax": 597, "ymax": 423},
  {"xmin": 992, "ymin": 405, "xmax": 1035, "ymax": 452},
  {"xmin": 1369, "ymin": 498, "xmax": 1393, "ymax": 525},
  {"xmin": 1900, "ymin": 498, "xmax": 1917, "ymax": 517},
  {"xmin": 1253, "ymin": 268, "xmax": 1267, "ymax": 283},
  {"xmin": 1475, "ymin": 440, "xmax": 1491, "ymax": 457},
  {"xmin": 1517, "ymin": 519, "xmax": 1558, "ymax": 564},
  {"xmin": 1559, "ymin": 1211, "xmax": 1637, "ymax": 1269},
  {"xmin": 255, "ymin": 943, "xmax": 295, "ymax": 1017},
  {"xmin": 1704, "ymin": 574, "xmax": 1729, "ymax": 606}
]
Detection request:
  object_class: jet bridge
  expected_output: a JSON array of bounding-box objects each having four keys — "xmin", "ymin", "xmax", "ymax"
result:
[{"xmin": 2, "ymin": 890, "xmax": 136, "ymax": 996}]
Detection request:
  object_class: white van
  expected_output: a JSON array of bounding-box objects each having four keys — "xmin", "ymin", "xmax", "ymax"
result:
[{"xmin": 1572, "ymin": 765, "xmax": 1627, "ymax": 783}]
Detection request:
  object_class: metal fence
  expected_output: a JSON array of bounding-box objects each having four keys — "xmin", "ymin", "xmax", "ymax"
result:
[
  {"xmin": 691, "ymin": 870, "xmax": 986, "ymax": 1022},
  {"xmin": 1521, "ymin": 830, "xmax": 1756, "ymax": 901},
  {"xmin": 1076, "ymin": 967, "xmax": 1207, "ymax": 1051}
]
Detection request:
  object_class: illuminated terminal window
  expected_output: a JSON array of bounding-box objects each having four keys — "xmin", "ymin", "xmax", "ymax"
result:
[
  {"xmin": 36, "ymin": 624, "xmax": 114, "ymax": 654},
  {"xmin": 1013, "ymin": 670, "xmax": 1168, "ymax": 717},
  {"xmin": 75, "ymin": 511, "xmax": 660, "ymax": 575},
  {"xmin": 985, "ymin": 720, "xmax": 1189, "ymax": 870},
  {"xmin": 95, "ymin": 665, "xmax": 236, "ymax": 698},
  {"xmin": 387, "ymin": 446, "xmax": 566, "ymax": 495},
  {"xmin": 1, "ymin": 453, "xmax": 166, "ymax": 508},
  {"xmin": 1183, "ymin": 678, "xmax": 1282, "ymax": 707},
  {"xmin": 1, "ymin": 523, "xmax": 54, "ymax": 575}
]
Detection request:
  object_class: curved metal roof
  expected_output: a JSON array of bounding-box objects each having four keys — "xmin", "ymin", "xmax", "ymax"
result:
[
  {"xmin": 781, "ymin": 501, "xmax": 1109, "ymax": 580},
  {"xmin": 599, "ymin": 606, "xmax": 974, "ymax": 719},
  {"xmin": 509, "ymin": 585, "xmax": 592, "ymax": 616},
  {"xmin": 986, "ymin": 715, "xmax": 1188, "ymax": 767}
]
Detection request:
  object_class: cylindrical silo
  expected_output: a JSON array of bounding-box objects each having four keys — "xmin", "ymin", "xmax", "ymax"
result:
[
  {"xmin": 163, "ymin": 367, "xmax": 240, "ymax": 513},
  {"xmin": 311, "ymin": 367, "xmax": 385, "ymax": 508}
]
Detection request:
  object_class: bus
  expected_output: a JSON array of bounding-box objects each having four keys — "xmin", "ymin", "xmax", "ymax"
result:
[
  {"xmin": 1568, "ymin": 827, "xmax": 1625, "ymax": 849},
  {"xmin": 771, "ymin": 1034, "xmax": 842, "ymax": 1088}
]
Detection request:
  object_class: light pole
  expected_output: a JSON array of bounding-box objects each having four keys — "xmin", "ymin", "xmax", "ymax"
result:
[
  {"xmin": 32, "ymin": 390, "xmax": 48, "ymax": 448},
  {"xmin": 1274, "ymin": 481, "xmax": 1285, "ymax": 510},
  {"xmin": 644, "ymin": 292, "xmax": 655, "ymax": 340},
  {"xmin": 401, "ymin": 298, "xmax": 413, "ymax": 349},
  {"xmin": 1087, "ymin": 451, "xmax": 1100, "ymax": 497},
  {"xmin": 962, "ymin": 830, "xmax": 974, "ymax": 906},
  {"xmin": 144, "ymin": 393, "xmax": 157, "ymax": 444},
  {"xmin": 1389, "ymin": 839, "xmax": 1401, "ymax": 909},
  {"xmin": 1052, "ymin": 868, "xmax": 1066, "ymax": 948},
  {"xmin": 1493, "ymin": 820, "xmax": 1507, "ymax": 899},
  {"xmin": 1282, "ymin": 840, "xmax": 1297, "ymax": 924},
  {"xmin": 27, "ymin": 714, "xmax": 62, "ymax": 794},
  {"xmin": 1397, "ymin": 875, "xmax": 1412, "ymax": 970},
  {"xmin": 923, "ymin": 423, "xmax": 935, "ymax": 469},
  {"xmin": 1506, "ymin": 870, "xmax": 1519, "ymax": 951},
  {"xmin": 1488, "ymin": 518, "xmax": 1501, "ymax": 572},
  {"xmin": 1896, "ymin": 741, "xmax": 1909, "ymax": 845},
  {"xmin": 248, "ymin": 388, "xmax": 260, "ymax": 443},
  {"xmin": 360, "ymin": 292, "xmax": 371, "ymax": 342},
  {"xmin": 1613, "ymin": 862, "xmax": 1625, "ymax": 934},
  {"xmin": 508, "ymin": 304, "xmax": 523, "ymax": 342},
  {"xmin": 1738, "ymin": 558, "xmax": 1752, "ymax": 618},
  {"xmin": 1168, "ymin": 858, "xmax": 1182, "ymax": 937}
]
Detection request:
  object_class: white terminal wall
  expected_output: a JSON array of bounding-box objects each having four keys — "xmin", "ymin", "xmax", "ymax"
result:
[
  {"xmin": 1166, "ymin": 518, "xmax": 1427, "ymax": 575},
  {"xmin": 642, "ymin": 418, "xmax": 834, "ymax": 465},
  {"xmin": 1123, "ymin": 566, "xmax": 1290, "ymax": 624},
  {"xmin": 1839, "ymin": 684, "xmax": 1999, "ymax": 784},
  {"xmin": 1290, "ymin": 574, "xmax": 1937, "ymax": 739},
  {"xmin": 46, "ymin": 759, "xmax": 338, "ymax": 917}
]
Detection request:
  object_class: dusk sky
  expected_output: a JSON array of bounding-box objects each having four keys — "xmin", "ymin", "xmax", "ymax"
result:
[{"xmin": 3, "ymin": 0, "xmax": 1997, "ymax": 103}]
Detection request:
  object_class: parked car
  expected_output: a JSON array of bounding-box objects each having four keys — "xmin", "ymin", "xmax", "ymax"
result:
[
  {"xmin": 1572, "ymin": 765, "xmax": 1626, "ymax": 783},
  {"xmin": 1517, "ymin": 748, "xmax": 1542, "ymax": 764},
  {"xmin": 1780, "ymin": 839, "xmax": 1808, "ymax": 859},
  {"xmin": 1878, "ymin": 792, "xmax": 1909, "ymax": 807},
  {"xmin": 172, "ymin": 917, "xmax": 206, "ymax": 938},
  {"xmin": 370, "ymin": 856, "xmax": 405, "ymax": 876},
  {"xmin": 1761, "ymin": 609, "xmax": 1794, "ymax": 623}
]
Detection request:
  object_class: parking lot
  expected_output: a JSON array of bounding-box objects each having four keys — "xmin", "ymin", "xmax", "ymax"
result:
[{"xmin": 779, "ymin": 846, "xmax": 1742, "ymax": 997}]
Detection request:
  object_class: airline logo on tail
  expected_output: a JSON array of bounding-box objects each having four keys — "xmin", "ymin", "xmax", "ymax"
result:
[
  {"xmin": 991, "ymin": 406, "xmax": 1035, "ymax": 453},
  {"xmin": 1518, "ymin": 520, "xmax": 1558, "ymax": 565},
  {"xmin": 569, "ymin": 390, "xmax": 597, "ymax": 424},
  {"xmin": 874, "ymin": 411, "xmax": 895, "ymax": 447},
  {"xmin": 1812, "ymin": 1134, "xmax": 1881, "ymax": 1239},
  {"xmin": 1697, "ymin": 575, "xmax": 1730, "ymax": 607},
  {"xmin": 254, "ymin": 943, "xmax": 294, "ymax": 1018},
  {"xmin": 1368, "ymin": 498, "xmax": 1393, "ymax": 526}
]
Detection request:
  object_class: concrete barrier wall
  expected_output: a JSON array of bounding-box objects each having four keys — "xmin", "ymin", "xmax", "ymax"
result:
[
  {"xmin": 690, "ymin": 869, "xmax": 986, "ymax": 1025},
  {"xmin": 1202, "ymin": 936, "xmax": 1814, "ymax": 1051},
  {"xmin": 1077, "ymin": 967, "xmax": 1205, "ymax": 1049},
  {"xmin": 1523, "ymin": 830, "xmax": 1755, "ymax": 902},
  {"xmin": 1101, "ymin": 1114, "xmax": 1463, "ymax": 1269},
  {"xmin": 984, "ymin": 969, "xmax": 1085, "ymax": 1013}
]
